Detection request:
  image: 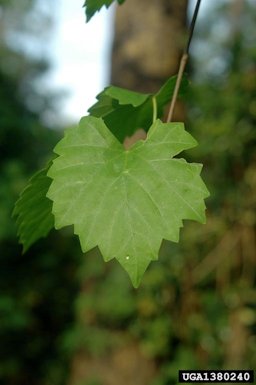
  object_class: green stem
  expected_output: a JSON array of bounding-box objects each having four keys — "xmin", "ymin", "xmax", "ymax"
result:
[{"xmin": 152, "ymin": 96, "xmax": 157, "ymax": 123}]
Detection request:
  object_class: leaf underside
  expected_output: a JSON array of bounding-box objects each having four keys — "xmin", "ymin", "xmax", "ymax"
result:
[
  {"xmin": 88, "ymin": 76, "xmax": 188, "ymax": 142},
  {"xmin": 13, "ymin": 166, "xmax": 54, "ymax": 253},
  {"xmin": 47, "ymin": 116, "xmax": 209, "ymax": 287},
  {"xmin": 84, "ymin": 0, "xmax": 125, "ymax": 22}
]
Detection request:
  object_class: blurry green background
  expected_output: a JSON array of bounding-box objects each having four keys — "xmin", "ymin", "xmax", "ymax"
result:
[{"xmin": 0, "ymin": 0, "xmax": 256, "ymax": 384}]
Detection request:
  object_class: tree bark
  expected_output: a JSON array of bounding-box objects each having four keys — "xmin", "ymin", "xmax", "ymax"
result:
[{"xmin": 111, "ymin": 0, "xmax": 188, "ymax": 94}]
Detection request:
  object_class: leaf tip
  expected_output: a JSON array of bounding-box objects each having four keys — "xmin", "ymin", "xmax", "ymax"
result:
[{"xmin": 22, "ymin": 244, "xmax": 29, "ymax": 255}]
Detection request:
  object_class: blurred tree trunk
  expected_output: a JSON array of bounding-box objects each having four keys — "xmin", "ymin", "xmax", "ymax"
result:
[
  {"xmin": 111, "ymin": 0, "xmax": 188, "ymax": 143},
  {"xmin": 69, "ymin": 2, "xmax": 188, "ymax": 385},
  {"xmin": 111, "ymin": 0, "xmax": 188, "ymax": 94}
]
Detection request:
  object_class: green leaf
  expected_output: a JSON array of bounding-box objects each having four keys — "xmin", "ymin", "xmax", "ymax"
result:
[
  {"xmin": 84, "ymin": 0, "xmax": 126, "ymax": 22},
  {"xmin": 13, "ymin": 166, "xmax": 54, "ymax": 252},
  {"xmin": 47, "ymin": 116, "xmax": 209, "ymax": 287},
  {"xmin": 88, "ymin": 76, "xmax": 188, "ymax": 142},
  {"xmin": 103, "ymin": 86, "xmax": 150, "ymax": 106}
]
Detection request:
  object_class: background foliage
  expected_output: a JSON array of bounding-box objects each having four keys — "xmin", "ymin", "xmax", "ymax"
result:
[
  {"xmin": 0, "ymin": 1, "xmax": 81, "ymax": 384},
  {"xmin": 1, "ymin": 0, "xmax": 256, "ymax": 384}
]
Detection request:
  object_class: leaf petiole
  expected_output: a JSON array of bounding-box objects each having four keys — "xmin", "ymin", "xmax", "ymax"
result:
[{"xmin": 152, "ymin": 96, "xmax": 157, "ymax": 123}]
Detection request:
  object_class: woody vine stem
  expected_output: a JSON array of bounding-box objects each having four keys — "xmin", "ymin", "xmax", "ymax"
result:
[{"xmin": 167, "ymin": 0, "xmax": 202, "ymax": 122}]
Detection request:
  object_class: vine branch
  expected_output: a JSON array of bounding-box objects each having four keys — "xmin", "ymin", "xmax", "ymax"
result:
[{"xmin": 166, "ymin": 0, "xmax": 202, "ymax": 123}]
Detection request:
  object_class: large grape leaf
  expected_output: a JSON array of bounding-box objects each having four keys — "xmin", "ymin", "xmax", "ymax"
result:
[
  {"xmin": 84, "ymin": 0, "xmax": 126, "ymax": 22},
  {"xmin": 13, "ymin": 166, "xmax": 54, "ymax": 252},
  {"xmin": 88, "ymin": 76, "xmax": 188, "ymax": 142},
  {"xmin": 47, "ymin": 116, "xmax": 209, "ymax": 287}
]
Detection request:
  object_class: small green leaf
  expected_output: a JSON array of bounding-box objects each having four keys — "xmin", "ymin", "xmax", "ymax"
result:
[
  {"xmin": 88, "ymin": 76, "xmax": 188, "ymax": 142},
  {"xmin": 47, "ymin": 116, "xmax": 209, "ymax": 287},
  {"xmin": 13, "ymin": 166, "xmax": 54, "ymax": 252},
  {"xmin": 104, "ymin": 86, "xmax": 150, "ymax": 106},
  {"xmin": 84, "ymin": 0, "xmax": 126, "ymax": 22},
  {"xmin": 88, "ymin": 94, "xmax": 116, "ymax": 118}
]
